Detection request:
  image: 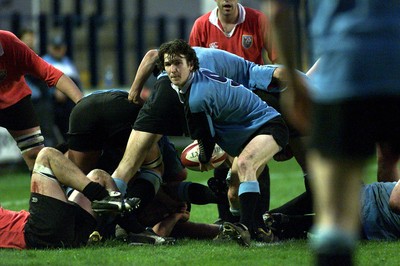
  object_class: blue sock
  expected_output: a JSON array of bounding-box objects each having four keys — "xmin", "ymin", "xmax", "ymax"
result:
[
  {"xmin": 310, "ymin": 226, "xmax": 357, "ymax": 255},
  {"xmin": 112, "ymin": 177, "xmax": 127, "ymax": 195}
]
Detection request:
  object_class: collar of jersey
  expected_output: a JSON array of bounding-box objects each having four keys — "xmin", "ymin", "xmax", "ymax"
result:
[
  {"xmin": 171, "ymin": 72, "xmax": 194, "ymax": 94},
  {"xmin": 209, "ymin": 3, "xmax": 246, "ymax": 37}
]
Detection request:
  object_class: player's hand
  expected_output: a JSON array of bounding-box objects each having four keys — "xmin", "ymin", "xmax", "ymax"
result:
[
  {"xmin": 280, "ymin": 74, "xmax": 311, "ymax": 135},
  {"xmin": 199, "ymin": 161, "xmax": 215, "ymax": 172},
  {"xmin": 177, "ymin": 203, "xmax": 190, "ymax": 222},
  {"xmin": 128, "ymin": 86, "xmax": 144, "ymax": 105}
]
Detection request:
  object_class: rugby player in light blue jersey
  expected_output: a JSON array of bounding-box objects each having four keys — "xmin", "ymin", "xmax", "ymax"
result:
[{"xmin": 157, "ymin": 39, "xmax": 289, "ymax": 242}]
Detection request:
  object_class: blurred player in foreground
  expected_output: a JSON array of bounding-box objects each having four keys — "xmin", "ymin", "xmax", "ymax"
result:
[{"xmin": 268, "ymin": 0, "xmax": 400, "ymax": 264}]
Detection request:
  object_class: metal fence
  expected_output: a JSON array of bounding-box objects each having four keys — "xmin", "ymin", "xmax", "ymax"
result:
[{"xmin": 0, "ymin": 0, "xmax": 198, "ymax": 89}]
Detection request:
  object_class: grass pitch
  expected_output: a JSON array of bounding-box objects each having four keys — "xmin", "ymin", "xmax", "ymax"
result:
[{"xmin": 0, "ymin": 156, "xmax": 397, "ymax": 266}]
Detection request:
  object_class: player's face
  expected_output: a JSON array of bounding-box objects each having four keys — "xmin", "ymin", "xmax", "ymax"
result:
[
  {"xmin": 164, "ymin": 53, "xmax": 193, "ymax": 87},
  {"xmin": 215, "ymin": 0, "xmax": 238, "ymax": 16}
]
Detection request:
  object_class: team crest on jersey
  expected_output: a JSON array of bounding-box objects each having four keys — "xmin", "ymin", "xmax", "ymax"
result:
[
  {"xmin": 0, "ymin": 69, "xmax": 6, "ymax": 82},
  {"xmin": 209, "ymin": 42, "xmax": 219, "ymax": 49},
  {"xmin": 242, "ymin": 35, "xmax": 253, "ymax": 49}
]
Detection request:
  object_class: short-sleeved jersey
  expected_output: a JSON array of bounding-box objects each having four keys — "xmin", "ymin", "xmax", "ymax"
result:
[
  {"xmin": 42, "ymin": 54, "xmax": 80, "ymax": 84},
  {"xmin": 178, "ymin": 69, "xmax": 280, "ymax": 157},
  {"xmin": 194, "ymin": 47, "xmax": 278, "ymax": 91},
  {"xmin": 303, "ymin": 1, "xmax": 400, "ymax": 102},
  {"xmin": 68, "ymin": 89, "xmax": 183, "ymax": 177},
  {"xmin": 0, "ymin": 207, "xmax": 29, "ymax": 249},
  {"xmin": 133, "ymin": 47, "xmax": 286, "ymax": 137},
  {"xmin": 194, "ymin": 46, "xmax": 309, "ymax": 93},
  {"xmin": 361, "ymin": 182, "xmax": 400, "ymax": 240},
  {"xmin": 0, "ymin": 30, "xmax": 63, "ymax": 109},
  {"xmin": 133, "ymin": 76, "xmax": 187, "ymax": 136},
  {"xmin": 189, "ymin": 4, "xmax": 276, "ymax": 64}
]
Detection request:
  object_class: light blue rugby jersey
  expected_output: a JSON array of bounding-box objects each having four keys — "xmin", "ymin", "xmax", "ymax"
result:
[
  {"xmin": 307, "ymin": 0, "xmax": 400, "ymax": 102},
  {"xmin": 194, "ymin": 47, "xmax": 310, "ymax": 93},
  {"xmin": 193, "ymin": 47, "xmax": 278, "ymax": 92},
  {"xmin": 186, "ymin": 68, "xmax": 280, "ymax": 156},
  {"xmin": 159, "ymin": 47, "xmax": 309, "ymax": 93},
  {"xmin": 361, "ymin": 182, "xmax": 400, "ymax": 240}
]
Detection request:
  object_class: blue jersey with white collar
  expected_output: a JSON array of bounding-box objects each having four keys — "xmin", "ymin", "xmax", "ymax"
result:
[
  {"xmin": 193, "ymin": 47, "xmax": 280, "ymax": 92},
  {"xmin": 180, "ymin": 68, "xmax": 280, "ymax": 156}
]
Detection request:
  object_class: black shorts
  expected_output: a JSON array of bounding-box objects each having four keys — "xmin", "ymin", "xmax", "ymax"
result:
[
  {"xmin": 24, "ymin": 193, "xmax": 96, "ymax": 249},
  {"xmin": 0, "ymin": 95, "xmax": 39, "ymax": 130},
  {"xmin": 247, "ymin": 115, "xmax": 289, "ymax": 151},
  {"xmin": 254, "ymin": 89, "xmax": 301, "ymax": 138},
  {"xmin": 133, "ymin": 76, "xmax": 188, "ymax": 136},
  {"xmin": 309, "ymin": 96, "xmax": 400, "ymax": 159},
  {"xmin": 68, "ymin": 90, "xmax": 142, "ymax": 151},
  {"xmin": 158, "ymin": 136, "xmax": 185, "ymax": 182}
]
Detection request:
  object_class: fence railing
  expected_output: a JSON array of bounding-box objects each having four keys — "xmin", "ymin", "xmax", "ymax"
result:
[{"xmin": 1, "ymin": 1, "xmax": 196, "ymax": 89}]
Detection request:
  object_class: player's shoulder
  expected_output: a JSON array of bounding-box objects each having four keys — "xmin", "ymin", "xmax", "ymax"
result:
[
  {"xmin": 0, "ymin": 30, "xmax": 26, "ymax": 53},
  {"xmin": 0, "ymin": 30, "xmax": 18, "ymax": 41}
]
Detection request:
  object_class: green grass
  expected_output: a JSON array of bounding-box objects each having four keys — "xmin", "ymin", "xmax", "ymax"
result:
[{"xmin": 0, "ymin": 157, "xmax": 395, "ymax": 266}]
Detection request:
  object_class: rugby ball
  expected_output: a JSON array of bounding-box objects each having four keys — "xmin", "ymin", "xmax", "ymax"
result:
[{"xmin": 180, "ymin": 140, "xmax": 227, "ymax": 171}]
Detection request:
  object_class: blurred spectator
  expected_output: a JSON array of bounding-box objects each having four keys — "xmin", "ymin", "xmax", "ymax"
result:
[
  {"xmin": 18, "ymin": 28, "xmax": 57, "ymax": 147},
  {"xmin": 42, "ymin": 35, "xmax": 82, "ymax": 142}
]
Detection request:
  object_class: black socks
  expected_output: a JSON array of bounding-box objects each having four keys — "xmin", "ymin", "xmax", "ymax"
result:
[{"xmin": 82, "ymin": 181, "xmax": 109, "ymax": 201}]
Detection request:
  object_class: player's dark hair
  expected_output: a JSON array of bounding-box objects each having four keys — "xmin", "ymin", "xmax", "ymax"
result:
[{"xmin": 158, "ymin": 39, "xmax": 199, "ymax": 71}]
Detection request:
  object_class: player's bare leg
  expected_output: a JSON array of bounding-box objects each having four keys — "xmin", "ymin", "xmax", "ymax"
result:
[
  {"xmin": 112, "ymin": 130, "xmax": 162, "ymax": 193},
  {"xmin": 234, "ymin": 134, "xmax": 280, "ymax": 242},
  {"xmin": 308, "ymin": 150, "xmax": 362, "ymax": 264},
  {"xmin": 32, "ymin": 147, "xmax": 137, "ymax": 215}
]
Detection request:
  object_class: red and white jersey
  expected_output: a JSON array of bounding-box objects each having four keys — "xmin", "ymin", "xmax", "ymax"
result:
[
  {"xmin": 0, "ymin": 30, "xmax": 63, "ymax": 109},
  {"xmin": 0, "ymin": 207, "xmax": 30, "ymax": 249},
  {"xmin": 189, "ymin": 4, "xmax": 277, "ymax": 64}
]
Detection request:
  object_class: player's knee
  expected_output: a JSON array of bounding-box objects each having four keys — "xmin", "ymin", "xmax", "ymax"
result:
[
  {"xmin": 236, "ymin": 156, "xmax": 256, "ymax": 178},
  {"xmin": 87, "ymin": 169, "xmax": 110, "ymax": 184},
  {"xmin": 142, "ymin": 153, "xmax": 163, "ymax": 173}
]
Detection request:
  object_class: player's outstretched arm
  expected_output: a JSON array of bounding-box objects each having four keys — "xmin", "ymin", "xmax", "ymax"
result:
[
  {"xmin": 129, "ymin": 49, "xmax": 159, "ymax": 104},
  {"xmin": 55, "ymin": 74, "xmax": 83, "ymax": 104}
]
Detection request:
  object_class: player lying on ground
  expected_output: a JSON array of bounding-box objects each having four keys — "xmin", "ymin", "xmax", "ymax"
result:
[
  {"xmin": 0, "ymin": 147, "xmax": 138, "ymax": 249},
  {"xmin": 266, "ymin": 178, "xmax": 400, "ymax": 241},
  {"xmin": 66, "ymin": 89, "xmax": 222, "ymax": 241}
]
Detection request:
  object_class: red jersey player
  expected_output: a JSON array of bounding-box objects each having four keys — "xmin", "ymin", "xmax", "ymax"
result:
[
  {"xmin": 189, "ymin": 0, "xmax": 277, "ymax": 64},
  {"xmin": 0, "ymin": 30, "xmax": 83, "ymax": 170}
]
